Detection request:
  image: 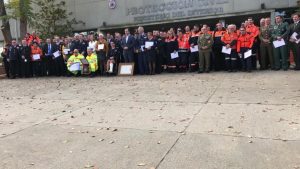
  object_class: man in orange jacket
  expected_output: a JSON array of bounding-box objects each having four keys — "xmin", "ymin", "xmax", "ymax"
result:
[
  {"xmin": 246, "ymin": 17, "xmax": 260, "ymax": 69},
  {"xmin": 237, "ymin": 27, "xmax": 254, "ymax": 72}
]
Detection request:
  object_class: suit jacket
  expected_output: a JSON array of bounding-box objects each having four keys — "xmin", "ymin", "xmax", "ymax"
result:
[
  {"xmin": 121, "ymin": 35, "xmax": 135, "ymax": 51},
  {"xmin": 289, "ymin": 22, "xmax": 300, "ymax": 39},
  {"xmin": 43, "ymin": 43, "xmax": 59, "ymax": 57}
]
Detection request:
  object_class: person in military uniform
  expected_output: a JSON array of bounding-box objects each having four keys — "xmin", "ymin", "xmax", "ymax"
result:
[
  {"xmin": 259, "ymin": 17, "xmax": 274, "ymax": 70},
  {"xmin": 272, "ymin": 15, "xmax": 290, "ymax": 71},
  {"xmin": 198, "ymin": 27, "xmax": 214, "ymax": 73},
  {"xmin": 289, "ymin": 13, "xmax": 300, "ymax": 70},
  {"xmin": 19, "ymin": 40, "xmax": 32, "ymax": 77}
]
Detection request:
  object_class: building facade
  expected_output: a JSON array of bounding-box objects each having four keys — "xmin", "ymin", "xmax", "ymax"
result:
[{"xmin": 64, "ymin": 0, "xmax": 297, "ymax": 33}]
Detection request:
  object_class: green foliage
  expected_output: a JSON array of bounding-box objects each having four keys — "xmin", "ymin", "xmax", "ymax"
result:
[
  {"xmin": 5, "ymin": 0, "xmax": 33, "ymax": 22},
  {"xmin": 31, "ymin": 0, "xmax": 84, "ymax": 39}
]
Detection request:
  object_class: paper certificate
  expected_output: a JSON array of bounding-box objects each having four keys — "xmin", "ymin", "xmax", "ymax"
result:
[
  {"xmin": 190, "ymin": 46, "xmax": 199, "ymax": 53},
  {"xmin": 69, "ymin": 63, "xmax": 81, "ymax": 71},
  {"xmin": 145, "ymin": 41, "xmax": 154, "ymax": 48},
  {"xmin": 98, "ymin": 44, "xmax": 104, "ymax": 50},
  {"xmin": 63, "ymin": 49, "xmax": 70, "ymax": 54},
  {"xmin": 120, "ymin": 65, "xmax": 132, "ymax": 74},
  {"xmin": 141, "ymin": 45, "xmax": 145, "ymax": 52},
  {"xmin": 291, "ymin": 32, "xmax": 300, "ymax": 44},
  {"xmin": 244, "ymin": 50, "xmax": 252, "ymax": 59},
  {"xmin": 222, "ymin": 46, "xmax": 232, "ymax": 54},
  {"xmin": 171, "ymin": 52, "xmax": 179, "ymax": 59},
  {"xmin": 273, "ymin": 39, "xmax": 286, "ymax": 48},
  {"xmin": 53, "ymin": 51, "xmax": 60, "ymax": 58},
  {"xmin": 33, "ymin": 54, "xmax": 40, "ymax": 60}
]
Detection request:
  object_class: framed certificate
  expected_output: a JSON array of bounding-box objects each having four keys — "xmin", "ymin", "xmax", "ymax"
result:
[{"xmin": 118, "ymin": 63, "xmax": 135, "ymax": 76}]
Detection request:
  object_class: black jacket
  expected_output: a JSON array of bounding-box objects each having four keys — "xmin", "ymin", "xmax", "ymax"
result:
[
  {"xmin": 8, "ymin": 45, "xmax": 20, "ymax": 61},
  {"xmin": 19, "ymin": 45, "xmax": 31, "ymax": 61}
]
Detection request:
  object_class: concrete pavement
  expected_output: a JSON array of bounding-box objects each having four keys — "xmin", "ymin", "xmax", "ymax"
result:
[{"xmin": 0, "ymin": 71, "xmax": 299, "ymax": 169}]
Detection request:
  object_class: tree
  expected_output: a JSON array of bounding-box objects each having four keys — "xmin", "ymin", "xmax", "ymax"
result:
[
  {"xmin": 5, "ymin": 0, "xmax": 33, "ymax": 39},
  {"xmin": 0, "ymin": 0, "xmax": 12, "ymax": 43},
  {"xmin": 31, "ymin": 0, "xmax": 84, "ymax": 39}
]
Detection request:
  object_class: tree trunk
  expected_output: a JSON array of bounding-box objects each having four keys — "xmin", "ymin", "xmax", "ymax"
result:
[
  {"xmin": 0, "ymin": 0, "xmax": 12, "ymax": 44},
  {"xmin": 19, "ymin": 0, "xmax": 28, "ymax": 40},
  {"xmin": 19, "ymin": 17, "xmax": 27, "ymax": 40}
]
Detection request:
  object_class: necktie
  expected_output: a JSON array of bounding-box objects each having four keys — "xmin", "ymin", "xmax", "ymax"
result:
[{"xmin": 48, "ymin": 44, "xmax": 51, "ymax": 55}]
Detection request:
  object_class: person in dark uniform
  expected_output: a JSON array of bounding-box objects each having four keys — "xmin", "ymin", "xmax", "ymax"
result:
[
  {"xmin": 19, "ymin": 40, "xmax": 32, "ymax": 77},
  {"xmin": 165, "ymin": 30, "xmax": 179, "ymax": 72},
  {"xmin": 155, "ymin": 31, "xmax": 166, "ymax": 74},
  {"xmin": 70, "ymin": 35, "xmax": 80, "ymax": 55},
  {"xmin": 78, "ymin": 34, "xmax": 88, "ymax": 56},
  {"xmin": 137, "ymin": 26, "xmax": 148, "ymax": 75},
  {"xmin": 213, "ymin": 23, "xmax": 226, "ymax": 71},
  {"xmin": 54, "ymin": 36, "xmax": 67, "ymax": 76},
  {"xmin": 145, "ymin": 32, "xmax": 157, "ymax": 75},
  {"xmin": 8, "ymin": 40, "xmax": 20, "ymax": 79},
  {"xmin": 1, "ymin": 45, "xmax": 10, "ymax": 78},
  {"xmin": 96, "ymin": 34, "xmax": 109, "ymax": 76},
  {"xmin": 107, "ymin": 41, "xmax": 121, "ymax": 74},
  {"xmin": 189, "ymin": 25, "xmax": 201, "ymax": 72}
]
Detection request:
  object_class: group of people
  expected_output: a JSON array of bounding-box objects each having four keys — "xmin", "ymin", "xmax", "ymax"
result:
[{"xmin": 1, "ymin": 13, "xmax": 300, "ymax": 79}]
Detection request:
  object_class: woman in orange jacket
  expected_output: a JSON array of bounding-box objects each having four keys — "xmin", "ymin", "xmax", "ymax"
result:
[
  {"xmin": 222, "ymin": 24, "xmax": 239, "ymax": 72},
  {"xmin": 31, "ymin": 42, "xmax": 43, "ymax": 76}
]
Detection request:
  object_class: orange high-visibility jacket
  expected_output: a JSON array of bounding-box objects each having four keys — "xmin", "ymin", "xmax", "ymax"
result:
[
  {"xmin": 221, "ymin": 32, "xmax": 238, "ymax": 49},
  {"xmin": 237, "ymin": 34, "xmax": 254, "ymax": 53}
]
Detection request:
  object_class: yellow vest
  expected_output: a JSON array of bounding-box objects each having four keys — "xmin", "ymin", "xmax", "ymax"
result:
[
  {"xmin": 86, "ymin": 53, "xmax": 98, "ymax": 72},
  {"xmin": 67, "ymin": 54, "xmax": 85, "ymax": 74}
]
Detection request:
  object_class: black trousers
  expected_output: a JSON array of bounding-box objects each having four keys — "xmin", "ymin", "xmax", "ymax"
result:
[
  {"xmin": 9, "ymin": 60, "xmax": 17, "ymax": 78},
  {"xmin": 179, "ymin": 52, "xmax": 188, "ymax": 68},
  {"xmin": 20, "ymin": 61, "xmax": 32, "ymax": 77},
  {"xmin": 138, "ymin": 52, "xmax": 148, "ymax": 75},
  {"xmin": 54, "ymin": 57, "xmax": 66, "ymax": 76},
  {"xmin": 295, "ymin": 44, "xmax": 300, "ymax": 70},
  {"xmin": 213, "ymin": 45, "xmax": 224, "ymax": 71},
  {"xmin": 251, "ymin": 41, "xmax": 259, "ymax": 69},
  {"xmin": 3, "ymin": 60, "xmax": 10, "ymax": 78},
  {"xmin": 225, "ymin": 50, "xmax": 238, "ymax": 71},
  {"xmin": 240, "ymin": 48, "xmax": 252, "ymax": 71},
  {"xmin": 32, "ymin": 61, "xmax": 42, "ymax": 77},
  {"xmin": 42, "ymin": 56, "xmax": 55, "ymax": 76}
]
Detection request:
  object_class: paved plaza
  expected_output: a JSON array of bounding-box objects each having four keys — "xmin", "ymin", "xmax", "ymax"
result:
[{"xmin": 0, "ymin": 71, "xmax": 300, "ymax": 169}]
